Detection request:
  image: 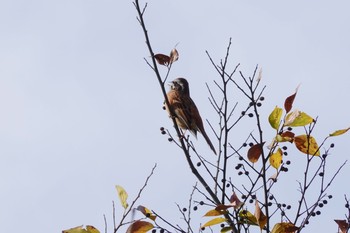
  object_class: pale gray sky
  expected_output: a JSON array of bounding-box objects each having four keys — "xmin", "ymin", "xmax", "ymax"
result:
[{"xmin": 0, "ymin": 1, "xmax": 349, "ymax": 232}]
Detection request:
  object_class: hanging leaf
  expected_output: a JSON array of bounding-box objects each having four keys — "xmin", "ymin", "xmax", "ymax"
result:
[
  {"xmin": 271, "ymin": 222, "xmax": 299, "ymax": 233},
  {"xmin": 279, "ymin": 131, "xmax": 295, "ymax": 142},
  {"xmin": 137, "ymin": 205, "xmax": 157, "ymax": 221},
  {"xmin": 269, "ymin": 148, "xmax": 283, "ymax": 169},
  {"xmin": 254, "ymin": 200, "xmax": 267, "ymax": 230},
  {"xmin": 334, "ymin": 219, "xmax": 349, "ymax": 233},
  {"xmin": 154, "ymin": 54, "xmax": 170, "ymax": 66},
  {"xmin": 268, "ymin": 106, "xmax": 283, "ymax": 130},
  {"xmin": 229, "ymin": 193, "xmax": 243, "ymax": 209},
  {"xmin": 86, "ymin": 226, "xmax": 100, "ymax": 233},
  {"xmin": 115, "ymin": 185, "xmax": 129, "ymax": 209},
  {"xmin": 126, "ymin": 220, "xmax": 154, "ymax": 233},
  {"xmin": 285, "ymin": 110, "xmax": 313, "ymax": 127},
  {"xmin": 247, "ymin": 142, "xmax": 265, "ymax": 163},
  {"xmin": 329, "ymin": 127, "xmax": 350, "ymax": 137},
  {"xmin": 294, "ymin": 135, "xmax": 320, "ymax": 156},
  {"xmin": 257, "ymin": 67, "xmax": 263, "ymax": 82},
  {"xmin": 169, "ymin": 48, "xmax": 179, "ymax": 64},
  {"xmin": 201, "ymin": 217, "xmax": 226, "ymax": 228},
  {"xmin": 238, "ymin": 210, "xmax": 258, "ymax": 225},
  {"xmin": 204, "ymin": 208, "xmax": 227, "ymax": 217}
]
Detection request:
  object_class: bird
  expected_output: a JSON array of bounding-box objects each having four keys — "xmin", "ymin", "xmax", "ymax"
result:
[{"xmin": 165, "ymin": 77, "xmax": 217, "ymax": 155}]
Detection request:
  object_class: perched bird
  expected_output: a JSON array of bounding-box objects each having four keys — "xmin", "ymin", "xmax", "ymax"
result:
[{"xmin": 165, "ymin": 77, "xmax": 217, "ymax": 155}]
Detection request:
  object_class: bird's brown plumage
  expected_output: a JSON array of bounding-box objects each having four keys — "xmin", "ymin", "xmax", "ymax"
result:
[{"xmin": 165, "ymin": 78, "xmax": 217, "ymax": 155}]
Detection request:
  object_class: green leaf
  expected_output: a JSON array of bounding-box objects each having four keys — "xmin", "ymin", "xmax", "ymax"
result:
[
  {"xmin": 268, "ymin": 106, "xmax": 283, "ymax": 130},
  {"xmin": 285, "ymin": 110, "xmax": 313, "ymax": 127},
  {"xmin": 329, "ymin": 127, "xmax": 350, "ymax": 137},
  {"xmin": 116, "ymin": 185, "xmax": 129, "ymax": 209}
]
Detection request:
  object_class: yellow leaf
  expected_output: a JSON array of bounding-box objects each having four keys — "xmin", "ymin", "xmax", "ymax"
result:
[
  {"xmin": 269, "ymin": 106, "xmax": 283, "ymax": 130},
  {"xmin": 285, "ymin": 111, "xmax": 313, "ymax": 127},
  {"xmin": 271, "ymin": 222, "xmax": 299, "ymax": 233},
  {"xmin": 221, "ymin": 226, "xmax": 232, "ymax": 233},
  {"xmin": 137, "ymin": 205, "xmax": 156, "ymax": 221},
  {"xmin": 294, "ymin": 135, "xmax": 320, "ymax": 156},
  {"xmin": 62, "ymin": 225, "xmax": 89, "ymax": 233},
  {"xmin": 115, "ymin": 185, "xmax": 128, "ymax": 209},
  {"xmin": 255, "ymin": 200, "xmax": 267, "ymax": 230},
  {"xmin": 238, "ymin": 210, "xmax": 258, "ymax": 225},
  {"xmin": 329, "ymin": 127, "xmax": 350, "ymax": 137},
  {"xmin": 201, "ymin": 217, "xmax": 226, "ymax": 228},
  {"xmin": 204, "ymin": 208, "xmax": 227, "ymax": 217},
  {"xmin": 86, "ymin": 226, "xmax": 100, "ymax": 233},
  {"xmin": 126, "ymin": 220, "xmax": 154, "ymax": 233},
  {"xmin": 269, "ymin": 148, "xmax": 283, "ymax": 169}
]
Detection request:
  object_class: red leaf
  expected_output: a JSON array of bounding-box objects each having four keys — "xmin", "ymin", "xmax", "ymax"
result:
[
  {"xmin": 154, "ymin": 54, "xmax": 170, "ymax": 66},
  {"xmin": 284, "ymin": 92, "xmax": 296, "ymax": 113},
  {"xmin": 334, "ymin": 219, "xmax": 349, "ymax": 233},
  {"xmin": 247, "ymin": 143, "xmax": 265, "ymax": 163}
]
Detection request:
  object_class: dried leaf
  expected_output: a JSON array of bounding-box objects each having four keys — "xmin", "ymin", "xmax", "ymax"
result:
[
  {"xmin": 254, "ymin": 200, "xmax": 267, "ymax": 230},
  {"xmin": 201, "ymin": 217, "xmax": 226, "ymax": 228},
  {"xmin": 126, "ymin": 221, "xmax": 153, "ymax": 233},
  {"xmin": 271, "ymin": 222, "xmax": 299, "ymax": 233},
  {"xmin": 280, "ymin": 131, "xmax": 295, "ymax": 142},
  {"xmin": 294, "ymin": 135, "xmax": 320, "ymax": 156},
  {"xmin": 247, "ymin": 143, "xmax": 265, "ymax": 163},
  {"xmin": 115, "ymin": 185, "xmax": 128, "ymax": 209},
  {"xmin": 154, "ymin": 54, "xmax": 170, "ymax": 66},
  {"xmin": 269, "ymin": 106, "xmax": 283, "ymax": 130},
  {"xmin": 269, "ymin": 148, "xmax": 283, "ymax": 169},
  {"xmin": 169, "ymin": 48, "xmax": 179, "ymax": 64},
  {"xmin": 285, "ymin": 110, "xmax": 313, "ymax": 127},
  {"xmin": 334, "ymin": 219, "xmax": 349, "ymax": 233},
  {"xmin": 329, "ymin": 127, "xmax": 350, "ymax": 137},
  {"xmin": 137, "ymin": 205, "xmax": 156, "ymax": 221},
  {"xmin": 229, "ymin": 193, "xmax": 243, "ymax": 209}
]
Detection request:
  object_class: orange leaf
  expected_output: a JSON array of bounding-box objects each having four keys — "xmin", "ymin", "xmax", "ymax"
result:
[
  {"xmin": 154, "ymin": 54, "xmax": 170, "ymax": 66},
  {"xmin": 294, "ymin": 135, "xmax": 320, "ymax": 156},
  {"xmin": 334, "ymin": 219, "xmax": 349, "ymax": 233},
  {"xmin": 247, "ymin": 143, "xmax": 265, "ymax": 163},
  {"xmin": 126, "ymin": 220, "xmax": 153, "ymax": 233}
]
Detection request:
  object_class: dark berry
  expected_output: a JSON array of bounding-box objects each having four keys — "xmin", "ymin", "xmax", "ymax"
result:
[
  {"xmin": 242, "ymin": 142, "xmax": 248, "ymax": 147},
  {"xmin": 318, "ymin": 203, "xmax": 324, "ymax": 208},
  {"xmin": 226, "ymin": 183, "xmax": 230, "ymax": 188},
  {"xmin": 283, "ymin": 152, "xmax": 288, "ymax": 156},
  {"xmin": 287, "ymin": 127, "xmax": 293, "ymax": 131},
  {"xmin": 269, "ymin": 195, "xmax": 274, "ymax": 200},
  {"xmin": 286, "ymin": 160, "xmax": 291, "ymax": 165},
  {"xmin": 281, "ymin": 211, "xmax": 285, "ymax": 216},
  {"xmin": 241, "ymin": 111, "xmax": 246, "ymax": 115},
  {"xmin": 197, "ymin": 162, "xmax": 201, "ymax": 167},
  {"xmin": 328, "ymin": 195, "xmax": 333, "ymax": 199},
  {"xmin": 248, "ymin": 113, "xmax": 254, "ymax": 117},
  {"xmin": 287, "ymin": 205, "xmax": 291, "ymax": 210},
  {"xmin": 249, "ymin": 199, "xmax": 254, "ymax": 204},
  {"xmin": 322, "ymin": 154, "xmax": 327, "ymax": 159},
  {"xmin": 323, "ymin": 200, "xmax": 328, "ymax": 204},
  {"xmin": 220, "ymin": 223, "xmax": 225, "ymax": 228},
  {"xmin": 161, "ymin": 131, "xmax": 166, "ymax": 135},
  {"xmin": 311, "ymin": 212, "xmax": 316, "ymax": 217},
  {"xmin": 182, "ymin": 208, "xmax": 187, "ymax": 212},
  {"xmin": 259, "ymin": 96, "xmax": 265, "ymax": 101},
  {"xmin": 249, "ymin": 102, "xmax": 254, "ymax": 107},
  {"xmin": 249, "ymin": 142, "xmax": 254, "ymax": 147},
  {"xmin": 319, "ymin": 172, "xmax": 324, "ymax": 177},
  {"xmin": 257, "ymin": 102, "xmax": 262, "ymax": 107},
  {"xmin": 242, "ymin": 195, "xmax": 247, "ymax": 199},
  {"xmin": 282, "ymin": 203, "xmax": 286, "ymax": 208},
  {"xmin": 239, "ymin": 156, "xmax": 243, "ymax": 160},
  {"xmin": 345, "ymin": 203, "xmax": 350, "ymax": 208},
  {"xmin": 168, "ymin": 138, "xmax": 173, "ymax": 142},
  {"xmin": 268, "ymin": 202, "xmax": 272, "ymax": 206},
  {"xmin": 200, "ymin": 201, "xmax": 204, "ymax": 205},
  {"xmin": 282, "ymin": 146, "xmax": 288, "ymax": 150},
  {"xmin": 330, "ymin": 143, "xmax": 335, "ymax": 148},
  {"xmin": 316, "ymin": 210, "xmax": 321, "ymax": 215},
  {"xmin": 238, "ymin": 171, "xmax": 243, "ymax": 176},
  {"xmin": 245, "ymin": 171, "xmax": 249, "ymax": 176},
  {"xmin": 193, "ymin": 206, "xmax": 198, "ymax": 211}
]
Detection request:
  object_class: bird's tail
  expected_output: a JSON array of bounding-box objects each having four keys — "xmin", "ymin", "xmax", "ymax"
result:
[{"xmin": 201, "ymin": 130, "xmax": 217, "ymax": 155}]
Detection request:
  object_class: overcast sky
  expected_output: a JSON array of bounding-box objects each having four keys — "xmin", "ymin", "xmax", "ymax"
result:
[{"xmin": 0, "ymin": 1, "xmax": 349, "ymax": 233}]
